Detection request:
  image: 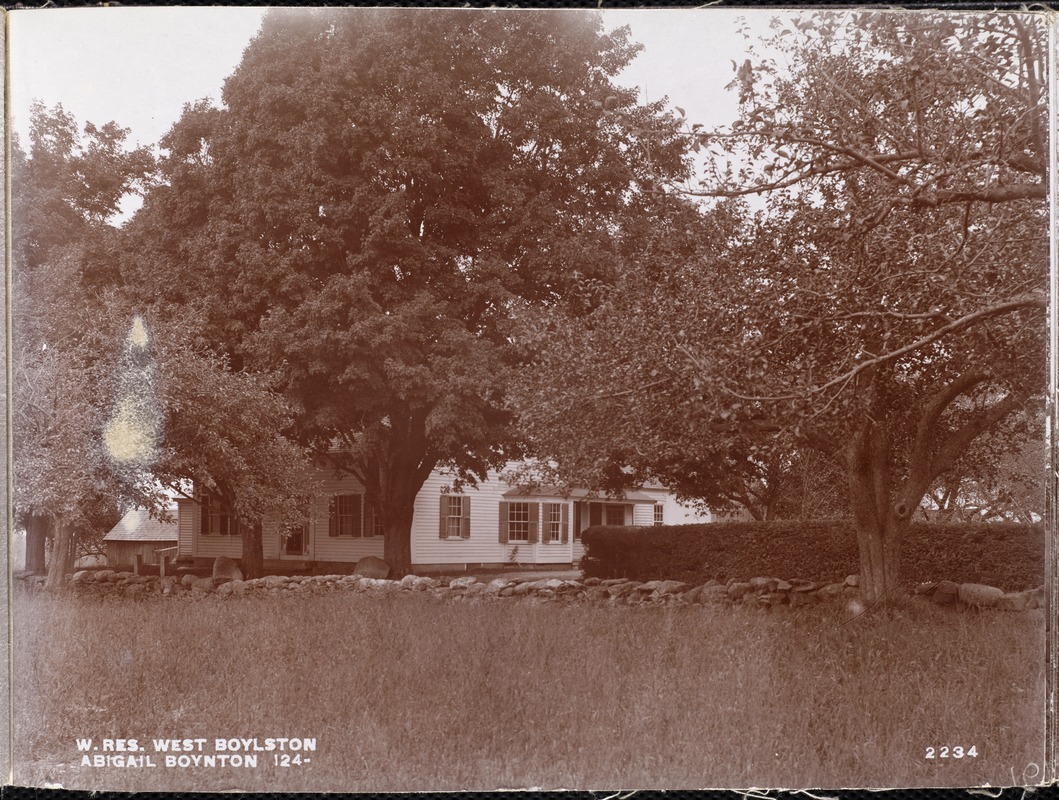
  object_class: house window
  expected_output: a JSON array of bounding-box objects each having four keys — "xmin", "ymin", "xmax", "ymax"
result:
[
  {"xmin": 508, "ymin": 502, "xmax": 530, "ymax": 543},
  {"xmin": 446, "ymin": 496, "xmax": 464, "ymax": 538},
  {"xmin": 282, "ymin": 523, "xmax": 306, "ymax": 555},
  {"xmin": 499, "ymin": 500, "xmax": 537, "ymax": 544},
  {"xmin": 329, "ymin": 494, "xmax": 364, "ymax": 537},
  {"xmin": 544, "ymin": 503, "xmax": 563, "ymax": 543},
  {"xmin": 605, "ymin": 504, "xmax": 625, "ymax": 526},
  {"xmin": 201, "ymin": 494, "xmax": 237, "ymax": 536},
  {"xmin": 366, "ymin": 498, "xmax": 385, "ymax": 537},
  {"xmin": 438, "ymin": 494, "xmax": 471, "ymax": 539},
  {"xmin": 654, "ymin": 504, "xmax": 664, "ymax": 526}
]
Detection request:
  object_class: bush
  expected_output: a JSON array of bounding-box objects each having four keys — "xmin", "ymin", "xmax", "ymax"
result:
[{"xmin": 581, "ymin": 520, "xmax": 1044, "ymax": 590}]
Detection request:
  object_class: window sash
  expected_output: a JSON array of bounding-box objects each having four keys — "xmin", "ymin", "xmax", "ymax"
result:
[
  {"xmin": 508, "ymin": 502, "xmax": 530, "ymax": 542},
  {"xmin": 331, "ymin": 494, "xmax": 364, "ymax": 537},
  {"xmin": 446, "ymin": 496, "xmax": 463, "ymax": 537},
  {"xmin": 545, "ymin": 503, "xmax": 562, "ymax": 543},
  {"xmin": 202, "ymin": 494, "xmax": 238, "ymax": 536}
]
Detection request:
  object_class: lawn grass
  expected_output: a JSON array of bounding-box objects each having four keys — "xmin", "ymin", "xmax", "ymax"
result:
[{"xmin": 12, "ymin": 590, "xmax": 1046, "ymax": 792}]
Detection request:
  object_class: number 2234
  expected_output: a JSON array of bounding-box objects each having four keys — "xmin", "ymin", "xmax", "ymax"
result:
[{"xmin": 925, "ymin": 746, "xmax": 977, "ymax": 759}]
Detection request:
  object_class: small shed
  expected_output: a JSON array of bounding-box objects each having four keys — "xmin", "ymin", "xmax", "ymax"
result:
[{"xmin": 104, "ymin": 507, "xmax": 178, "ymax": 571}]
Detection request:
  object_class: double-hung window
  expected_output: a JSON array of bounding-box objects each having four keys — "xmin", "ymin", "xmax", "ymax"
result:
[
  {"xmin": 543, "ymin": 502, "xmax": 568, "ymax": 543},
  {"xmin": 508, "ymin": 502, "xmax": 531, "ymax": 543},
  {"xmin": 499, "ymin": 501, "xmax": 541, "ymax": 544},
  {"xmin": 201, "ymin": 494, "xmax": 237, "ymax": 536},
  {"xmin": 438, "ymin": 494, "xmax": 471, "ymax": 539},
  {"xmin": 329, "ymin": 493, "xmax": 364, "ymax": 537}
]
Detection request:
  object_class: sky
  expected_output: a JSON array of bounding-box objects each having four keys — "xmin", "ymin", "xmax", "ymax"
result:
[{"xmin": 9, "ymin": 7, "xmax": 781, "ymax": 158}]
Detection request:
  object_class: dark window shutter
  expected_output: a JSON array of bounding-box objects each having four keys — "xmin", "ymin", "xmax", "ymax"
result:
[
  {"xmin": 439, "ymin": 496, "xmax": 449, "ymax": 539},
  {"xmin": 589, "ymin": 503, "xmax": 602, "ymax": 527},
  {"xmin": 329, "ymin": 496, "xmax": 337, "ymax": 537},
  {"xmin": 528, "ymin": 502, "xmax": 539, "ymax": 544},
  {"xmin": 461, "ymin": 496, "xmax": 471, "ymax": 539},
  {"xmin": 574, "ymin": 502, "xmax": 582, "ymax": 540},
  {"xmin": 201, "ymin": 495, "xmax": 211, "ymax": 536},
  {"xmin": 561, "ymin": 504, "xmax": 569, "ymax": 544},
  {"xmin": 498, "ymin": 502, "xmax": 509, "ymax": 544}
]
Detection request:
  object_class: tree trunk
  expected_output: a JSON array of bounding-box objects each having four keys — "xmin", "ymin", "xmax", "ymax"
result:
[
  {"xmin": 45, "ymin": 516, "xmax": 73, "ymax": 591},
  {"xmin": 241, "ymin": 521, "xmax": 264, "ymax": 579},
  {"xmin": 25, "ymin": 514, "xmax": 49, "ymax": 574},
  {"xmin": 383, "ymin": 499, "xmax": 415, "ymax": 577},
  {"xmin": 846, "ymin": 419, "xmax": 908, "ymax": 605}
]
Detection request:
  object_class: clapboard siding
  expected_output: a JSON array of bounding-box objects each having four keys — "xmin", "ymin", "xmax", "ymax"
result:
[{"xmin": 411, "ymin": 469, "xmax": 577, "ymax": 566}]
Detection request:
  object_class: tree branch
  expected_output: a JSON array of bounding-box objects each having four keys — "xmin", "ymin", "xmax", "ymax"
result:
[{"xmin": 718, "ymin": 294, "xmax": 1045, "ymax": 402}]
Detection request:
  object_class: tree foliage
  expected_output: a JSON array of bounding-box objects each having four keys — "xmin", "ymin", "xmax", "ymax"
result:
[
  {"xmin": 125, "ymin": 9, "xmax": 691, "ymax": 574},
  {"xmin": 513, "ymin": 11, "xmax": 1047, "ymax": 602},
  {"xmin": 12, "ymin": 104, "xmax": 315, "ymax": 583},
  {"xmin": 11, "ymin": 105, "xmax": 153, "ymax": 584}
]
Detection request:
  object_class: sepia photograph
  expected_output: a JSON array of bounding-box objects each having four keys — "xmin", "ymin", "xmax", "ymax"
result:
[{"xmin": 6, "ymin": 5, "xmax": 1052, "ymax": 792}]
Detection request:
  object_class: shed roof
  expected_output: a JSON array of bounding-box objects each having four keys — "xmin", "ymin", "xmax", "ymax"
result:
[{"xmin": 103, "ymin": 508, "xmax": 178, "ymax": 543}]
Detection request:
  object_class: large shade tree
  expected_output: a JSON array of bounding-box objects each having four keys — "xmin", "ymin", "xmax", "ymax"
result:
[
  {"xmin": 11, "ymin": 104, "xmax": 153, "ymax": 585},
  {"xmin": 12, "ymin": 104, "xmax": 316, "ymax": 584},
  {"xmin": 513, "ymin": 11, "xmax": 1048, "ymax": 603},
  {"xmin": 123, "ymin": 8, "xmax": 690, "ymax": 574}
]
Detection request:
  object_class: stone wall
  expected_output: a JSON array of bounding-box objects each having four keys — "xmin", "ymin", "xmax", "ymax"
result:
[{"xmin": 12, "ymin": 569, "xmax": 1045, "ymax": 612}]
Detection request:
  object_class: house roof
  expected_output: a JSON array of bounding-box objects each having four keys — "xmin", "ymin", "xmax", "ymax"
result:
[
  {"xmin": 103, "ymin": 508, "xmax": 178, "ymax": 543},
  {"xmin": 501, "ymin": 487, "xmax": 658, "ymax": 503}
]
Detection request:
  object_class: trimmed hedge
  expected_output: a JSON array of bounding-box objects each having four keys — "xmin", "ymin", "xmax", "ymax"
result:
[{"xmin": 581, "ymin": 520, "xmax": 1044, "ymax": 591}]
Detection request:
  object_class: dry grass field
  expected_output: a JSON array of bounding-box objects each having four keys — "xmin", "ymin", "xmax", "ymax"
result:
[{"xmin": 12, "ymin": 589, "xmax": 1046, "ymax": 792}]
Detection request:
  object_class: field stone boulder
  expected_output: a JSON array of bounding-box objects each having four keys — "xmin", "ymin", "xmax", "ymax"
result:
[
  {"xmin": 749, "ymin": 577, "xmax": 776, "ymax": 593},
  {"xmin": 788, "ymin": 591, "xmax": 818, "ymax": 607},
  {"xmin": 681, "ymin": 586, "xmax": 704, "ymax": 604},
  {"xmin": 957, "ymin": 583, "xmax": 1003, "ymax": 609},
  {"xmin": 180, "ymin": 574, "xmax": 199, "ymax": 588},
  {"xmin": 844, "ymin": 574, "xmax": 860, "ymax": 588},
  {"xmin": 191, "ymin": 577, "xmax": 216, "ymax": 592},
  {"xmin": 484, "ymin": 578, "xmax": 509, "ymax": 594},
  {"xmin": 700, "ymin": 585, "xmax": 729, "ymax": 604},
  {"xmin": 399, "ymin": 574, "xmax": 418, "ymax": 589},
  {"xmin": 817, "ymin": 583, "xmax": 845, "ymax": 599},
  {"xmin": 759, "ymin": 591, "xmax": 789, "ymax": 607},
  {"xmin": 212, "ymin": 556, "xmax": 243, "ymax": 584},
  {"xmin": 71, "ymin": 570, "xmax": 90, "ymax": 584},
  {"xmin": 654, "ymin": 580, "xmax": 689, "ymax": 596},
  {"xmin": 354, "ymin": 556, "xmax": 391, "ymax": 579},
  {"xmin": 412, "ymin": 576, "xmax": 438, "ymax": 591},
  {"xmin": 727, "ymin": 582, "xmax": 753, "ymax": 601},
  {"xmin": 449, "ymin": 576, "xmax": 478, "ymax": 590},
  {"xmin": 996, "ymin": 589, "xmax": 1039, "ymax": 611}
]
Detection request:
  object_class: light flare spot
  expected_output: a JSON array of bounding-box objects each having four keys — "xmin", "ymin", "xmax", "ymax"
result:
[
  {"xmin": 129, "ymin": 315, "xmax": 149, "ymax": 348},
  {"xmin": 104, "ymin": 401, "xmax": 156, "ymax": 464}
]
